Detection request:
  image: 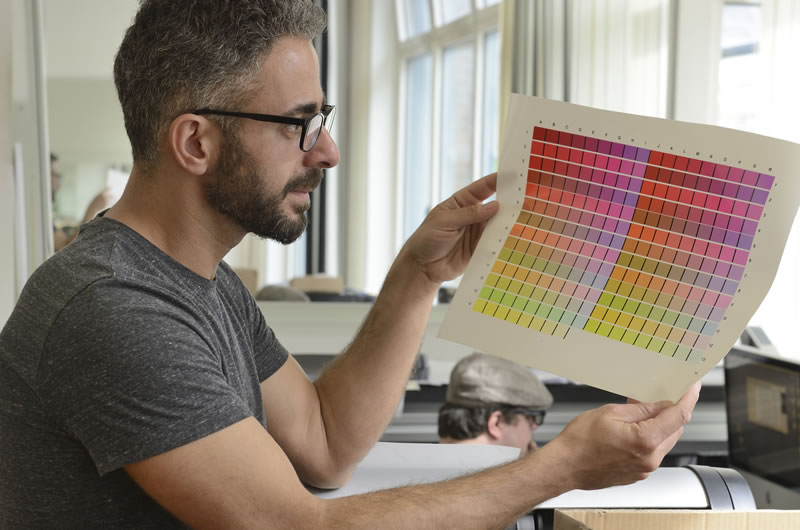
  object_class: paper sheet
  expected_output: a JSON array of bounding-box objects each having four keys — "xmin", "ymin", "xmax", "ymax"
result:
[{"xmin": 439, "ymin": 94, "xmax": 800, "ymax": 402}]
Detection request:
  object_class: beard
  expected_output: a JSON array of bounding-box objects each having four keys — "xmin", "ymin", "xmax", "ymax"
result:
[{"xmin": 204, "ymin": 132, "xmax": 323, "ymax": 244}]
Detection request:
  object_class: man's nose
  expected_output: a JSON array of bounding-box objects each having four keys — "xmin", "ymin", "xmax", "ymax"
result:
[{"xmin": 304, "ymin": 127, "xmax": 340, "ymax": 169}]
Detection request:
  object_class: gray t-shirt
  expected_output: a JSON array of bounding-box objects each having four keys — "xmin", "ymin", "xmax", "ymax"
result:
[{"xmin": 0, "ymin": 217, "xmax": 288, "ymax": 528}]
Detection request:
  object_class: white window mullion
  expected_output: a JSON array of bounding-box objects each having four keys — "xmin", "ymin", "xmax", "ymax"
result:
[
  {"xmin": 592, "ymin": 2, "xmax": 608, "ymax": 106},
  {"xmin": 472, "ymin": 30, "xmax": 484, "ymax": 183},
  {"xmin": 430, "ymin": 0, "xmax": 440, "ymax": 29},
  {"xmin": 394, "ymin": 59, "xmax": 409, "ymax": 250},
  {"xmin": 394, "ymin": 0, "xmax": 408, "ymax": 42},
  {"xmin": 431, "ymin": 46, "xmax": 443, "ymax": 204}
]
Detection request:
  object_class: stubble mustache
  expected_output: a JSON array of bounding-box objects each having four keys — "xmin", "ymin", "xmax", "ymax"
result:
[{"xmin": 282, "ymin": 167, "xmax": 324, "ymax": 198}]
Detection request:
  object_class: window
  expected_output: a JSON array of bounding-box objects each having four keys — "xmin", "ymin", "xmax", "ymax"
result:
[
  {"xmin": 481, "ymin": 29, "xmax": 500, "ymax": 175},
  {"xmin": 402, "ymin": 53, "xmax": 433, "ymax": 239},
  {"xmin": 439, "ymin": 40, "xmax": 475, "ymax": 200},
  {"xmin": 717, "ymin": 2, "xmax": 762, "ymax": 131},
  {"xmin": 715, "ymin": 0, "xmax": 800, "ymax": 357},
  {"xmin": 438, "ymin": 0, "xmax": 471, "ymax": 25},
  {"xmin": 396, "ymin": 0, "xmax": 500, "ymax": 244},
  {"xmin": 567, "ymin": 0, "xmax": 671, "ymax": 118},
  {"xmin": 403, "ymin": 0, "xmax": 432, "ymax": 39}
]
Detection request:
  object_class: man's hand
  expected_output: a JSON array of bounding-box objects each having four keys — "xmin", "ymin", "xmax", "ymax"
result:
[
  {"xmin": 400, "ymin": 173, "xmax": 499, "ymax": 285},
  {"xmin": 539, "ymin": 382, "xmax": 701, "ymax": 491}
]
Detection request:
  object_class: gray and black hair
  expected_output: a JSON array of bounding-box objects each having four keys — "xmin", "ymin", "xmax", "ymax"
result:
[
  {"xmin": 437, "ymin": 403, "xmax": 523, "ymax": 441},
  {"xmin": 113, "ymin": 0, "xmax": 327, "ymax": 170}
]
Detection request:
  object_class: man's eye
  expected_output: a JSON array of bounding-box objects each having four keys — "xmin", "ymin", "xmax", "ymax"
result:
[{"xmin": 286, "ymin": 124, "xmax": 301, "ymax": 134}]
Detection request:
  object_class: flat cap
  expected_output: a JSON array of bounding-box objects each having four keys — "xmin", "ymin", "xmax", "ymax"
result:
[{"xmin": 446, "ymin": 353, "xmax": 553, "ymax": 410}]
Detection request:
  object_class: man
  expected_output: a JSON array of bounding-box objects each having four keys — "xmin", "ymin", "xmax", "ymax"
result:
[
  {"xmin": 439, "ymin": 352, "xmax": 553, "ymax": 456},
  {"xmin": 0, "ymin": 1, "xmax": 700, "ymax": 528}
]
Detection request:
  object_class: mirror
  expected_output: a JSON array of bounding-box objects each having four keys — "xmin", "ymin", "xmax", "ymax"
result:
[{"xmin": 43, "ymin": 0, "xmax": 138, "ymax": 248}]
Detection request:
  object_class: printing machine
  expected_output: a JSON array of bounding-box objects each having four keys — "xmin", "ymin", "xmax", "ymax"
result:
[{"xmin": 310, "ymin": 442, "xmax": 755, "ymax": 529}]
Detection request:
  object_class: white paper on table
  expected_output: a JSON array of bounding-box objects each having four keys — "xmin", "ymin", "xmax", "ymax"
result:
[{"xmin": 439, "ymin": 94, "xmax": 800, "ymax": 402}]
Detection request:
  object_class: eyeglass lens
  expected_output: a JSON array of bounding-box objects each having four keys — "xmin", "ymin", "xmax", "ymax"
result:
[
  {"xmin": 530, "ymin": 411, "xmax": 545, "ymax": 425},
  {"xmin": 303, "ymin": 107, "xmax": 337, "ymax": 151}
]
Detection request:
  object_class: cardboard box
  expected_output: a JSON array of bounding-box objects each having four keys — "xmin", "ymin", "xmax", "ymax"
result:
[
  {"xmin": 233, "ymin": 267, "xmax": 258, "ymax": 296},
  {"xmin": 554, "ymin": 509, "xmax": 800, "ymax": 530}
]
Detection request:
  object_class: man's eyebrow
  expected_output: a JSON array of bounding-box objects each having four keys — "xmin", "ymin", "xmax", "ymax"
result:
[{"xmin": 286, "ymin": 95, "xmax": 328, "ymax": 115}]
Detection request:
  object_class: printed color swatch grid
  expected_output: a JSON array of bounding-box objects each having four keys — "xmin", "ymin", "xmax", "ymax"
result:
[{"xmin": 472, "ymin": 126, "xmax": 774, "ymax": 362}]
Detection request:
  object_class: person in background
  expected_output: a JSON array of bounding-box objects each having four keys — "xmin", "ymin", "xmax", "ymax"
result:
[
  {"xmin": 50, "ymin": 152, "xmax": 73, "ymax": 251},
  {"xmin": 439, "ymin": 352, "xmax": 553, "ymax": 456},
  {"xmin": 50, "ymin": 152, "xmax": 117, "ymax": 250},
  {"xmin": 0, "ymin": 1, "xmax": 700, "ymax": 528}
]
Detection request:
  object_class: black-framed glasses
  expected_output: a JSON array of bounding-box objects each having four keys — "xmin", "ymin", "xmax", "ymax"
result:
[
  {"xmin": 508, "ymin": 408, "xmax": 546, "ymax": 426},
  {"xmin": 193, "ymin": 104, "xmax": 336, "ymax": 152}
]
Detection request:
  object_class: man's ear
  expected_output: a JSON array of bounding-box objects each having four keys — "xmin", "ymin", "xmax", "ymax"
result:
[
  {"xmin": 486, "ymin": 411, "xmax": 504, "ymax": 441},
  {"xmin": 168, "ymin": 113, "xmax": 219, "ymax": 176}
]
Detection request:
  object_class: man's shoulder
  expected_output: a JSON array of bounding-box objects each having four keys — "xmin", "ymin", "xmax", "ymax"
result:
[
  {"xmin": 17, "ymin": 218, "xmax": 151, "ymax": 311},
  {"xmin": 51, "ymin": 217, "xmax": 218, "ymax": 300},
  {"xmin": 2, "ymin": 220, "xmax": 195, "ymax": 365}
]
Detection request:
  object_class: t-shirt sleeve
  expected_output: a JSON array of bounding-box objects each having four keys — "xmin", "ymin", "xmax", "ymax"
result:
[
  {"xmin": 247, "ymin": 295, "xmax": 289, "ymax": 383},
  {"xmin": 36, "ymin": 282, "xmax": 258, "ymax": 476},
  {"xmin": 217, "ymin": 263, "xmax": 289, "ymax": 382}
]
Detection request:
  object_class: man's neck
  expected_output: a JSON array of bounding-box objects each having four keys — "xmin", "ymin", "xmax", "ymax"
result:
[
  {"xmin": 106, "ymin": 166, "xmax": 246, "ymax": 280},
  {"xmin": 439, "ymin": 434, "xmax": 494, "ymax": 446}
]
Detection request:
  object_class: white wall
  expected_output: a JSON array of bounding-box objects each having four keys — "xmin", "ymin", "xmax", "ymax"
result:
[
  {"xmin": 0, "ymin": 0, "xmax": 16, "ymax": 323},
  {"xmin": 672, "ymin": 0, "xmax": 722, "ymax": 124},
  {"xmin": 43, "ymin": 0, "xmax": 136, "ymax": 223},
  {"xmin": 12, "ymin": 0, "xmax": 52, "ymax": 279},
  {"xmin": 43, "ymin": 0, "xmax": 137, "ymax": 79},
  {"xmin": 345, "ymin": 1, "xmax": 399, "ymax": 294}
]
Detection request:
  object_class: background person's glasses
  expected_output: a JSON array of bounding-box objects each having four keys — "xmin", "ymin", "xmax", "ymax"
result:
[
  {"xmin": 193, "ymin": 104, "xmax": 336, "ymax": 152},
  {"xmin": 527, "ymin": 410, "xmax": 546, "ymax": 426},
  {"xmin": 507, "ymin": 408, "xmax": 546, "ymax": 426}
]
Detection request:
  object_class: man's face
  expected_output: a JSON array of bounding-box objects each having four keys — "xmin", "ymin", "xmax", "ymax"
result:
[
  {"xmin": 496, "ymin": 413, "xmax": 538, "ymax": 456},
  {"xmin": 205, "ymin": 36, "xmax": 339, "ymax": 243},
  {"xmin": 205, "ymin": 130, "xmax": 323, "ymax": 243}
]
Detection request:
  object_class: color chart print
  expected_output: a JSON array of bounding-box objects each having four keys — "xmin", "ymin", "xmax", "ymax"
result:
[
  {"xmin": 471, "ymin": 126, "xmax": 772, "ymax": 362},
  {"xmin": 440, "ymin": 94, "xmax": 800, "ymax": 402}
]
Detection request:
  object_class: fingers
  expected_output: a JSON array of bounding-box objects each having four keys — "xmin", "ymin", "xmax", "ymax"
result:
[
  {"xmin": 422, "ymin": 172, "xmax": 499, "ymax": 232},
  {"xmin": 551, "ymin": 383, "xmax": 701, "ymax": 492},
  {"xmin": 622, "ymin": 382, "xmax": 701, "ymax": 422},
  {"xmin": 432, "ymin": 199, "xmax": 499, "ymax": 231},
  {"xmin": 682, "ymin": 381, "xmax": 702, "ymax": 406},
  {"xmin": 447, "ymin": 173, "xmax": 497, "ymax": 207},
  {"xmin": 615, "ymin": 400, "xmax": 674, "ymax": 424},
  {"xmin": 654, "ymin": 424, "xmax": 685, "ymax": 460},
  {"xmin": 626, "ymin": 383, "xmax": 700, "ymax": 451}
]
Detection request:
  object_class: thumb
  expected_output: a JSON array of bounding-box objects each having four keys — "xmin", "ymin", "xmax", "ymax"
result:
[
  {"xmin": 435, "ymin": 200, "xmax": 499, "ymax": 230},
  {"xmin": 615, "ymin": 400, "xmax": 674, "ymax": 424}
]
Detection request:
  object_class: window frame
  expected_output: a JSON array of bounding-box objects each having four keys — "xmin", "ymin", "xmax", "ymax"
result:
[{"xmin": 394, "ymin": 0, "xmax": 500, "ymax": 249}]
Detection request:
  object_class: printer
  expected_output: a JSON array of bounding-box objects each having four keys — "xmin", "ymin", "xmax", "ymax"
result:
[{"xmin": 311, "ymin": 442, "xmax": 755, "ymax": 529}]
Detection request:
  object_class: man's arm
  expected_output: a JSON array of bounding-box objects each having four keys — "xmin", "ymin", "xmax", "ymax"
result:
[
  {"xmin": 261, "ymin": 174, "xmax": 500, "ymax": 487},
  {"xmin": 126, "ymin": 383, "xmax": 700, "ymax": 529}
]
